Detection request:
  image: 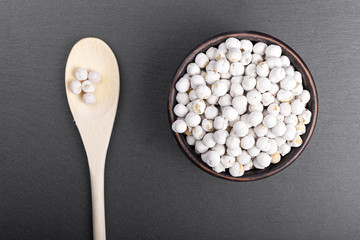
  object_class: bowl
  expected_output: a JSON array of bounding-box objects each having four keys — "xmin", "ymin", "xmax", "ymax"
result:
[{"xmin": 168, "ymin": 31, "xmax": 318, "ymax": 181}]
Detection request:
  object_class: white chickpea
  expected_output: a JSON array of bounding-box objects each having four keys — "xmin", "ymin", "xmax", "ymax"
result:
[
  {"xmin": 206, "ymin": 60, "xmax": 216, "ymax": 72},
  {"xmin": 191, "ymin": 99, "xmax": 206, "ymax": 114},
  {"xmin": 221, "ymin": 155, "xmax": 236, "ymax": 168},
  {"xmin": 256, "ymin": 77, "xmax": 271, "ymax": 93},
  {"xmin": 213, "ymin": 130, "xmax": 229, "ymax": 145},
  {"xmin": 88, "ymin": 71, "xmax": 101, "ymax": 82},
  {"xmin": 248, "ymin": 127, "xmax": 257, "ymax": 138},
  {"xmin": 262, "ymin": 114, "xmax": 277, "ymax": 128},
  {"xmin": 253, "ymin": 42, "xmax": 267, "ymax": 55},
  {"xmin": 292, "ymin": 134, "xmax": 303, "ymax": 147},
  {"xmin": 230, "ymin": 62, "xmax": 245, "ymax": 76},
  {"xmin": 212, "ymin": 80, "xmax": 228, "ymax": 97},
  {"xmin": 266, "ymin": 129, "xmax": 277, "ymax": 139},
  {"xmin": 176, "ymin": 92, "xmax": 190, "ymax": 105},
  {"xmin": 212, "ymin": 163, "xmax": 225, "ymax": 173},
  {"xmin": 204, "ymin": 70, "xmax": 220, "ymax": 84},
  {"xmin": 269, "ymin": 83, "xmax": 279, "ymax": 95},
  {"xmin": 83, "ymin": 92, "xmax": 96, "ymax": 105},
  {"xmin": 272, "ymin": 121, "xmax": 287, "ymax": 137},
  {"xmin": 240, "ymin": 39, "xmax": 253, "ymax": 52},
  {"xmin": 279, "ymin": 143, "xmax": 291, "ymax": 156},
  {"xmin": 212, "ymin": 144, "xmax": 226, "ymax": 156},
  {"xmin": 240, "ymin": 51, "xmax": 252, "ymax": 66},
  {"xmin": 206, "ymin": 94, "xmax": 219, "ymax": 105},
  {"xmin": 225, "ymin": 37, "xmax": 241, "ymax": 49},
  {"xmin": 75, "ymin": 68, "xmax": 88, "ymax": 80},
  {"xmin": 218, "ymin": 94, "xmax": 232, "ymax": 107},
  {"xmin": 256, "ymin": 62, "xmax": 270, "ymax": 77},
  {"xmin": 190, "ymin": 75, "xmax": 205, "ymax": 89},
  {"xmin": 267, "ymin": 103, "xmax": 280, "ymax": 116},
  {"xmin": 274, "ymin": 136, "xmax": 286, "ymax": 147},
  {"xmin": 226, "ymin": 136, "xmax": 240, "ymax": 149},
  {"xmin": 174, "ymin": 103, "xmax": 189, "ymax": 117},
  {"xmin": 202, "ymin": 119, "xmax": 214, "ymax": 132},
  {"xmin": 242, "ymin": 76, "xmax": 257, "ymax": 91},
  {"xmin": 175, "ymin": 77, "xmax": 190, "ymax": 93},
  {"xmin": 247, "ymin": 90, "xmax": 262, "ymax": 105},
  {"xmin": 254, "ymin": 152, "xmax": 272, "ymax": 169},
  {"xmin": 241, "ymin": 135, "xmax": 255, "ymax": 150},
  {"xmin": 227, "ymin": 147, "xmax": 242, "ymax": 157},
  {"xmin": 261, "ymin": 92, "xmax": 275, "ymax": 106},
  {"xmin": 196, "ymin": 85, "xmax": 211, "ymax": 99},
  {"xmin": 220, "ymin": 79, "xmax": 231, "ymax": 92},
  {"xmin": 294, "ymin": 71, "xmax": 302, "ymax": 83},
  {"xmin": 265, "ymin": 44, "xmax": 282, "ymax": 58},
  {"xmin": 280, "ymin": 56, "xmax": 290, "ymax": 68},
  {"xmin": 215, "ymin": 49, "xmax": 226, "ymax": 61},
  {"xmin": 256, "ymin": 137, "xmax": 271, "ymax": 152},
  {"xmin": 195, "ymin": 53, "xmax": 209, "ymax": 68},
  {"xmin": 267, "ymin": 139, "xmax": 278, "ymax": 155},
  {"xmin": 280, "ymin": 102, "xmax": 292, "ymax": 117},
  {"xmin": 186, "ymin": 135, "xmax": 196, "ymax": 146},
  {"xmin": 226, "ymin": 48, "xmax": 242, "ymax": 62},
  {"xmin": 187, "ymin": 63, "xmax": 201, "ymax": 75},
  {"xmin": 284, "ymin": 114, "xmax": 298, "ymax": 126},
  {"xmin": 203, "ymin": 133, "xmax": 216, "ymax": 148},
  {"xmin": 222, "ymin": 106, "xmax": 239, "ymax": 121},
  {"xmin": 291, "ymin": 99, "xmax": 305, "ymax": 115},
  {"xmin": 206, "ymin": 47, "xmax": 217, "ymax": 60},
  {"xmin": 283, "ymin": 124, "xmax": 297, "ymax": 141},
  {"xmin": 185, "ymin": 112, "xmax": 201, "ymax": 127},
  {"xmin": 243, "ymin": 160, "xmax": 254, "ymax": 171},
  {"xmin": 295, "ymin": 122, "xmax": 306, "ymax": 135},
  {"xmin": 70, "ymin": 80, "xmax": 82, "ymax": 94},
  {"xmin": 232, "ymin": 121, "xmax": 248, "ymax": 137},
  {"xmin": 188, "ymin": 90, "xmax": 198, "ymax": 102},
  {"xmin": 192, "ymin": 125, "xmax": 206, "ymax": 140},
  {"xmin": 171, "ymin": 119, "xmax": 187, "ymax": 133},
  {"xmin": 245, "ymin": 63, "xmax": 257, "ymax": 77},
  {"xmin": 254, "ymin": 124, "xmax": 268, "ymax": 137},
  {"xmin": 252, "ymin": 53, "xmax": 263, "ymax": 64},
  {"xmin": 237, "ymin": 151, "xmax": 251, "ymax": 165},
  {"xmin": 298, "ymin": 109, "xmax": 312, "ymax": 124},
  {"xmin": 270, "ymin": 152, "xmax": 281, "ymax": 164},
  {"xmin": 285, "ymin": 65, "xmax": 295, "ymax": 76},
  {"xmin": 82, "ymin": 80, "xmax": 95, "ymax": 93},
  {"xmin": 230, "ymin": 83, "xmax": 244, "ymax": 97},
  {"xmin": 248, "ymin": 111, "xmax": 263, "ymax": 127},
  {"xmin": 204, "ymin": 105, "xmax": 219, "ymax": 119},
  {"xmin": 280, "ymin": 76, "xmax": 297, "ymax": 91},
  {"xmin": 232, "ymin": 95, "xmax": 247, "ymax": 114},
  {"xmin": 196, "ymin": 141, "xmax": 209, "ymax": 154},
  {"xmin": 229, "ymin": 162, "xmax": 245, "ymax": 177},
  {"xmin": 214, "ymin": 58, "xmax": 230, "ymax": 74},
  {"xmin": 292, "ymin": 82, "xmax": 303, "ymax": 96},
  {"xmin": 298, "ymin": 90, "xmax": 311, "ymax": 104},
  {"xmin": 277, "ymin": 89, "xmax": 293, "ymax": 102},
  {"xmin": 269, "ymin": 67, "xmax": 285, "ymax": 83},
  {"xmin": 214, "ymin": 116, "xmax": 229, "ymax": 130}
]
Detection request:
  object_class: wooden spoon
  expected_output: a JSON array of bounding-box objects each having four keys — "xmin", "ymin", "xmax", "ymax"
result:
[{"xmin": 65, "ymin": 37, "xmax": 120, "ymax": 240}]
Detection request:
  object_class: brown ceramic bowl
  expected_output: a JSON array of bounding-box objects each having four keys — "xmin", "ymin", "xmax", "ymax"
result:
[{"xmin": 168, "ymin": 31, "xmax": 318, "ymax": 181}]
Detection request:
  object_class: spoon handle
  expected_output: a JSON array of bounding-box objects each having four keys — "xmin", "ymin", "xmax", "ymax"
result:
[{"xmin": 90, "ymin": 171, "xmax": 106, "ymax": 240}]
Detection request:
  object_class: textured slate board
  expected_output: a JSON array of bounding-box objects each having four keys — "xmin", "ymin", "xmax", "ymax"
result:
[{"xmin": 0, "ymin": 0, "xmax": 360, "ymax": 239}]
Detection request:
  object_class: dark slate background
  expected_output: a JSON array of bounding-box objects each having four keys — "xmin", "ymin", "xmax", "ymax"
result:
[{"xmin": 1, "ymin": 0, "xmax": 359, "ymax": 239}]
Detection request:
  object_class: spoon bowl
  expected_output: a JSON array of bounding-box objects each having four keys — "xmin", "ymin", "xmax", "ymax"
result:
[{"xmin": 65, "ymin": 37, "xmax": 119, "ymax": 240}]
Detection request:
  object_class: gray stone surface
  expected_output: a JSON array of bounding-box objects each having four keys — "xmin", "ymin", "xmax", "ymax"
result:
[{"xmin": 1, "ymin": 0, "xmax": 360, "ymax": 239}]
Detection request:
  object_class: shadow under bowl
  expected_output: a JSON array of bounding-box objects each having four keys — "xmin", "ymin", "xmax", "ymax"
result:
[{"xmin": 168, "ymin": 31, "xmax": 318, "ymax": 181}]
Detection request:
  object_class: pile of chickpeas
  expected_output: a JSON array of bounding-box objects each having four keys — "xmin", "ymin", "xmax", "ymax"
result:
[
  {"xmin": 171, "ymin": 37, "xmax": 311, "ymax": 177},
  {"xmin": 69, "ymin": 69, "xmax": 101, "ymax": 104}
]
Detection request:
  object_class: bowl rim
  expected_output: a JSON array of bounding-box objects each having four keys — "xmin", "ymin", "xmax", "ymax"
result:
[{"xmin": 168, "ymin": 31, "xmax": 318, "ymax": 181}]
